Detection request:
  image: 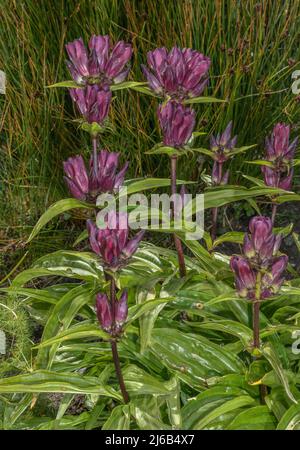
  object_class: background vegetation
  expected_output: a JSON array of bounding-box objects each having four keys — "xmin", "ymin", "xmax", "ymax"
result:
[{"xmin": 1, "ymin": 0, "xmax": 300, "ymax": 261}]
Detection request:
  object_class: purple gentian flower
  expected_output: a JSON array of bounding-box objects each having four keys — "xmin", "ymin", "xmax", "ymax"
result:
[
  {"xmin": 142, "ymin": 46, "xmax": 210, "ymax": 100},
  {"xmin": 63, "ymin": 149, "xmax": 128, "ymax": 201},
  {"xmin": 157, "ymin": 101, "xmax": 195, "ymax": 148},
  {"xmin": 69, "ymin": 85, "xmax": 111, "ymax": 124},
  {"xmin": 66, "ymin": 36, "xmax": 132, "ymax": 87},
  {"xmin": 87, "ymin": 212, "xmax": 145, "ymax": 270}
]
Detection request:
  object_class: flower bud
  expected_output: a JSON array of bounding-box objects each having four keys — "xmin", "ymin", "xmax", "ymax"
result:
[
  {"xmin": 158, "ymin": 101, "xmax": 195, "ymax": 148},
  {"xmin": 96, "ymin": 293, "xmax": 112, "ymax": 332},
  {"xmin": 230, "ymin": 256, "xmax": 256, "ymax": 298},
  {"xmin": 115, "ymin": 290, "xmax": 128, "ymax": 331}
]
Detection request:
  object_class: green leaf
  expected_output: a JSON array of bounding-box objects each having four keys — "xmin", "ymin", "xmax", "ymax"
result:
[
  {"xmin": 145, "ymin": 145, "xmax": 183, "ymax": 156},
  {"xmin": 261, "ymin": 345, "xmax": 297, "ymax": 404},
  {"xmin": 193, "ymin": 396, "xmax": 256, "ymax": 429},
  {"xmin": 191, "ymin": 147, "xmax": 214, "ymax": 157},
  {"xmin": 123, "ymin": 364, "xmax": 178, "ymax": 396},
  {"xmin": 182, "ymin": 386, "xmax": 246, "ymax": 428},
  {"xmin": 27, "ymin": 198, "xmax": 93, "ymax": 242},
  {"xmin": 110, "ymin": 81, "xmax": 148, "ymax": 92},
  {"xmin": 12, "ymin": 251, "xmax": 102, "ymax": 287},
  {"xmin": 184, "ymin": 96, "xmax": 226, "ymax": 104},
  {"xmin": 227, "ymin": 406, "xmax": 276, "ymax": 430},
  {"xmin": 102, "ymin": 405, "xmax": 131, "ymax": 430},
  {"xmin": 227, "ymin": 144, "xmax": 256, "ymax": 156},
  {"xmin": 199, "ymin": 185, "xmax": 286, "ymax": 211},
  {"xmin": 150, "ymin": 328, "xmax": 245, "ymax": 389},
  {"xmin": 35, "ymin": 284, "xmax": 97, "ymax": 369},
  {"xmin": 0, "ymin": 371, "xmax": 121, "ymax": 400},
  {"xmin": 34, "ymin": 322, "xmax": 109, "ymax": 349},
  {"xmin": 245, "ymin": 159, "xmax": 274, "ymax": 167},
  {"xmin": 276, "ymin": 193, "xmax": 300, "ymax": 203},
  {"xmin": 213, "ymin": 231, "xmax": 244, "ymax": 248},
  {"xmin": 46, "ymin": 80, "xmax": 82, "ymax": 89},
  {"xmin": 277, "ymin": 404, "xmax": 300, "ymax": 430}
]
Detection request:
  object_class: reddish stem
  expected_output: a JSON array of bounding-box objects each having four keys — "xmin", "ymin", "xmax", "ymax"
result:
[
  {"xmin": 109, "ymin": 277, "xmax": 129, "ymax": 404},
  {"xmin": 171, "ymin": 155, "xmax": 186, "ymax": 277}
]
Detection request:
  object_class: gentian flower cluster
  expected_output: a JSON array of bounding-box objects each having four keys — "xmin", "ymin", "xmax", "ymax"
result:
[
  {"xmin": 63, "ymin": 150, "xmax": 128, "ymax": 201},
  {"xmin": 87, "ymin": 212, "xmax": 145, "ymax": 271},
  {"xmin": 262, "ymin": 123, "xmax": 298, "ymax": 191},
  {"xmin": 143, "ymin": 46, "xmax": 210, "ymax": 151},
  {"xmin": 66, "ymin": 36, "xmax": 132, "ymax": 87},
  {"xmin": 210, "ymin": 121, "xmax": 237, "ymax": 186},
  {"xmin": 230, "ymin": 216, "xmax": 288, "ymax": 299},
  {"xmin": 96, "ymin": 290, "xmax": 128, "ymax": 336},
  {"xmin": 157, "ymin": 101, "xmax": 195, "ymax": 148},
  {"xmin": 142, "ymin": 47, "xmax": 210, "ymax": 101},
  {"xmin": 65, "ymin": 36, "xmax": 132, "ymax": 127}
]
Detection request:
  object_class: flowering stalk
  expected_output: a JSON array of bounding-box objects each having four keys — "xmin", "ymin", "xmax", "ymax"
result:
[
  {"xmin": 209, "ymin": 122, "xmax": 237, "ymax": 241},
  {"xmin": 261, "ymin": 123, "xmax": 298, "ymax": 225},
  {"xmin": 230, "ymin": 216, "xmax": 288, "ymax": 404},
  {"xmin": 253, "ymin": 271, "xmax": 268, "ymax": 404},
  {"xmin": 109, "ymin": 276, "xmax": 129, "ymax": 404},
  {"xmin": 171, "ymin": 155, "xmax": 186, "ymax": 277}
]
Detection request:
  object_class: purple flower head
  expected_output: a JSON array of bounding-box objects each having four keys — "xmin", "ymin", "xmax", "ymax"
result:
[
  {"xmin": 96, "ymin": 293, "xmax": 112, "ymax": 332},
  {"xmin": 87, "ymin": 212, "xmax": 145, "ymax": 270},
  {"xmin": 262, "ymin": 123, "xmax": 297, "ymax": 191},
  {"xmin": 63, "ymin": 155, "xmax": 89, "ymax": 200},
  {"xmin": 210, "ymin": 121, "xmax": 238, "ymax": 163},
  {"xmin": 96, "ymin": 289, "xmax": 128, "ymax": 335},
  {"xmin": 230, "ymin": 256, "xmax": 256, "ymax": 298},
  {"xmin": 142, "ymin": 46, "xmax": 210, "ymax": 100},
  {"xmin": 262, "ymin": 255, "xmax": 288, "ymax": 295},
  {"xmin": 211, "ymin": 161, "xmax": 229, "ymax": 186},
  {"xmin": 115, "ymin": 290, "xmax": 128, "ymax": 332},
  {"xmin": 63, "ymin": 149, "xmax": 128, "ymax": 201},
  {"xmin": 69, "ymin": 85, "xmax": 111, "ymax": 124},
  {"xmin": 158, "ymin": 101, "xmax": 195, "ymax": 148},
  {"xmin": 243, "ymin": 216, "xmax": 283, "ymax": 268},
  {"xmin": 66, "ymin": 36, "xmax": 132, "ymax": 86}
]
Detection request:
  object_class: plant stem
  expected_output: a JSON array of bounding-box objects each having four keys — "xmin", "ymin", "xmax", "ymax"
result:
[
  {"xmin": 211, "ymin": 207, "xmax": 218, "ymax": 242},
  {"xmin": 253, "ymin": 271, "xmax": 267, "ymax": 404},
  {"xmin": 271, "ymin": 203, "xmax": 278, "ymax": 225},
  {"xmin": 170, "ymin": 155, "xmax": 186, "ymax": 277},
  {"xmin": 211, "ymin": 163, "xmax": 222, "ymax": 242},
  {"xmin": 109, "ymin": 276, "xmax": 129, "ymax": 404},
  {"xmin": 92, "ymin": 136, "xmax": 98, "ymax": 177}
]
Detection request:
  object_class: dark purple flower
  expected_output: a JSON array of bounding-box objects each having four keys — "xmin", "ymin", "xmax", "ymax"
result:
[
  {"xmin": 211, "ymin": 161, "xmax": 229, "ymax": 185},
  {"xmin": 69, "ymin": 85, "xmax": 111, "ymax": 124},
  {"xmin": 158, "ymin": 101, "xmax": 195, "ymax": 148},
  {"xmin": 230, "ymin": 256, "xmax": 256, "ymax": 298},
  {"xmin": 210, "ymin": 121, "xmax": 238, "ymax": 163},
  {"xmin": 115, "ymin": 290, "xmax": 128, "ymax": 331},
  {"xmin": 262, "ymin": 123, "xmax": 298, "ymax": 191},
  {"xmin": 87, "ymin": 212, "xmax": 145, "ymax": 270},
  {"xmin": 142, "ymin": 46, "xmax": 210, "ymax": 100},
  {"xmin": 262, "ymin": 255, "xmax": 288, "ymax": 295},
  {"xmin": 96, "ymin": 290, "xmax": 128, "ymax": 335},
  {"xmin": 243, "ymin": 216, "xmax": 283, "ymax": 268},
  {"xmin": 66, "ymin": 36, "xmax": 132, "ymax": 86},
  {"xmin": 96, "ymin": 293, "xmax": 113, "ymax": 332},
  {"xmin": 63, "ymin": 149, "xmax": 128, "ymax": 201}
]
